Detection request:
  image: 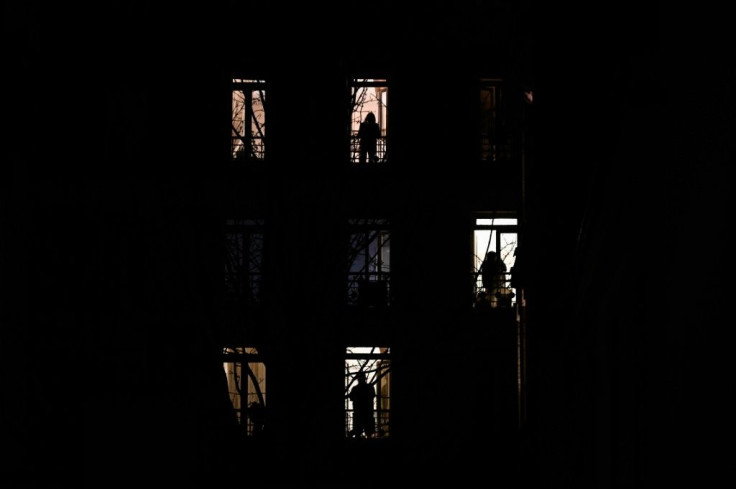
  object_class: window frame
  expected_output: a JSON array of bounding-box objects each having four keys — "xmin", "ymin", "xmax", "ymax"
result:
[
  {"xmin": 345, "ymin": 346, "xmax": 391, "ymax": 439},
  {"xmin": 231, "ymin": 78, "xmax": 267, "ymax": 162},
  {"xmin": 348, "ymin": 78, "xmax": 389, "ymax": 165},
  {"xmin": 224, "ymin": 218, "xmax": 265, "ymax": 305},
  {"xmin": 223, "ymin": 346, "xmax": 267, "ymax": 437},
  {"xmin": 472, "ymin": 215, "xmax": 518, "ymax": 308},
  {"xmin": 346, "ymin": 218, "xmax": 391, "ymax": 307}
]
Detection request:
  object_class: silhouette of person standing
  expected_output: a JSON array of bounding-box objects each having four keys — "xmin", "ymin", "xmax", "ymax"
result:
[
  {"xmin": 480, "ymin": 250, "xmax": 508, "ymax": 306},
  {"xmin": 348, "ymin": 372, "xmax": 376, "ymax": 438},
  {"xmin": 357, "ymin": 112, "xmax": 380, "ymax": 164}
]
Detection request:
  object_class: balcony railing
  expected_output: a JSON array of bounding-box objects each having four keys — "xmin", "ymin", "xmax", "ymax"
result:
[
  {"xmin": 345, "ymin": 408, "xmax": 390, "ymax": 438},
  {"xmin": 225, "ymin": 273, "xmax": 263, "ymax": 304},
  {"xmin": 231, "ymin": 136, "xmax": 266, "ymax": 161},
  {"xmin": 347, "ymin": 273, "xmax": 391, "ymax": 307},
  {"xmin": 349, "ymin": 135, "xmax": 388, "ymax": 164},
  {"xmin": 473, "ymin": 271, "xmax": 516, "ymax": 309},
  {"xmin": 480, "ymin": 136, "xmax": 514, "ymax": 163}
]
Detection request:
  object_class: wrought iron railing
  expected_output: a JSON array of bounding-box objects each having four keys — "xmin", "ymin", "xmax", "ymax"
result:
[
  {"xmin": 225, "ymin": 272, "xmax": 263, "ymax": 304},
  {"xmin": 347, "ymin": 273, "xmax": 391, "ymax": 307},
  {"xmin": 480, "ymin": 136, "xmax": 514, "ymax": 163},
  {"xmin": 473, "ymin": 271, "xmax": 516, "ymax": 308},
  {"xmin": 349, "ymin": 135, "xmax": 388, "ymax": 164},
  {"xmin": 345, "ymin": 408, "xmax": 390, "ymax": 438},
  {"xmin": 231, "ymin": 136, "xmax": 266, "ymax": 161}
]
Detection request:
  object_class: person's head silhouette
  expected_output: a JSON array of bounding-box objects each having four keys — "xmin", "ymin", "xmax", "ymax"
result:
[{"xmin": 364, "ymin": 112, "xmax": 376, "ymax": 124}]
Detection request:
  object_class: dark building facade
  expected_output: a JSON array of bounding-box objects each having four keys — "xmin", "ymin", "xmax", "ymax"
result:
[
  {"xmin": 5, "ymin": 1, "xmax": 731, "ymax": 488},
  {"xmin": 205, "ymin": 3, "xmax": 533, "ymax": 486}
]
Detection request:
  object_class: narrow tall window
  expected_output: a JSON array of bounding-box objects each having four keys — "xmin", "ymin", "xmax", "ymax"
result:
[
  {"xmin": 349, "ymin": 79, "xmax": 388, "ymax": 164},
  {"xmin": 345, "ymin": 346, "xmax": 391, "ymax": 438},
  {"xmin": 231, "ymin": 79, "xmax": 266, "ymax": 161},
  {"xmin": 347, "ymin": 218, "xmax": 390, "ymax": 307},
  {"xmin": 225, "ymin": 218, "xmax": 264, "ymax": 304},
  {"xmin": 473, "ymin": 216, "xmax": 517, "ymax": 308},
  {"xmin": 479, "ymin": 79, "xmax": 509, "ymax": 163},
  {"xmin": 223, "ymin": 346, "xmax": 267, "ymax": 437}
]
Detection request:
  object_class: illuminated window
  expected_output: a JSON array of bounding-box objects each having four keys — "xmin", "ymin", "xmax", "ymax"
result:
[
  {"xmin": 231, "ymin": 79, "xmax": 266, "ymax": 161},
  {"xmin": 347, "ymin": 218, "xmax": 390, "ymax": 307},
  {"xmin": 223, "ymin": 346, "xmax": 266, "ymax": 437},
  {"xmin": 479, "ymin": 79, "xmax": 510, "ymax": 163},
  {"xmin": 225, "ymin": 219, "xmax": 264, "ymax": 304},
  {"xmin": 349, "ymin": 79, "xmax": 388, "ymax": 164},
  {"xmin": 345, "ymin": 346, "xmax": 391, "ymax": 438},
  {"xmin": 473, "ymin": 216, "xmax": 518, "ymax": 308}
]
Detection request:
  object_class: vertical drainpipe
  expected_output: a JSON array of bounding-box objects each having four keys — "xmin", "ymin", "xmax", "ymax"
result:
[{"xmin": 518, "ymin": 85, "xmax": 532, "ymax": 429}]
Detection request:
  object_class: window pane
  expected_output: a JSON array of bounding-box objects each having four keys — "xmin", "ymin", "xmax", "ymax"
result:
[
  {"xmin": 231, "ymin": 90, "xmax": 247, "ymax": 158},
  {"xmin": 476, "ymin": 218, "xmax": 518, "ymax": 226},
  {"xmin": 480, "ymin": 85, "xmax": 496, "ymax": 162},
  {"xmin": 499, "ymin": 233, "xmax": 518, "ymax": 270}
]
